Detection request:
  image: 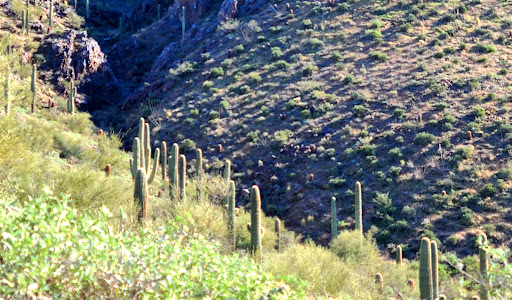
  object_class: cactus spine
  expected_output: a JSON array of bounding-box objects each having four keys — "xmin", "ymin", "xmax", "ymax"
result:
[
  {"xmin": 31, "ymin": 64, "xmax": 36, "ymax": 113},
  {"xmin": 479, "ymin": 233, "xmax": 490, "ymax": 300},
  {"xmin": 195, "ymin": 148, "xmax": 203, "ymax": 201},
  {"xmin": 227, "ymin": 180, "xmax": 236, "ymax": 250},
  {"xmin": 420, "ymin": 237, "xmax": 433, "ymax": 300},
  {"xmin": 169, "ymin": 143, "xmax": 179, "ymax": 196},
  {"xmin": 355, "ymin": 181, "xmax": 362, "ymax": 238},
  {"xmin": 160, "ymin": 141, "xmax": 167, "ymax": 180},
  {"xmin": 250, "ymin": 185, "xmax": 262, "ymax": 259},
  {"xmin": 68, "ymin": 81, "xmax": 75, "ymax": 114},
  {"xmin": 275, "ymin": 218, "xmax": 281, "ymax": 251},
  {"xmin": 331, "ymin": 196, "xmax": 337, "ymax": 239},
  {"xmin": 134, "ymin": 168, "xmax": 149, "ymax": 223},
  {"xmin": 179, "ymin": 6, "xmax": 185, "ymax": 43},
  {"xmin": 431, "ymin": 241, "xmax": 439, "ymax": 299},
  {"xmin": 396, "ymin": 245, "xmax": 403, "ymax": 264},
  {"xmin": 179, "ymin": 154, "xmax": 186, "ymax": 201}
]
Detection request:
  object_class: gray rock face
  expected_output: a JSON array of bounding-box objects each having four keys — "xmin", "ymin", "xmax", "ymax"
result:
[{"xmin": 42, "ymin": 30, "xmax": 121, "ymax": 109}]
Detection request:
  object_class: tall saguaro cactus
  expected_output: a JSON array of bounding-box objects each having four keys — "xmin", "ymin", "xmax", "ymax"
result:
[
  {"xmin": 227, "ymin": 180, "xmax": 236, "ymax": 250},
  {"xmin": 420, "ymin": 237, "xmax": 433, "ymax": 300},
  {"xmin": 223, "ymin": 160, "xmax": 231, "ymax": 181},
  {"xmin": 49, "ymin": 0, "xmax": 54, "ymax": 30},
  {"xmin": 179, "ymin": 154, "xmax": 186, "ymax": 201},
  {"xmin": 355, "ymin": 181, "xmax": 363, "ymax": 238},
  {"xmin": 160, "ymin": 141, "xmax": 167, "ymax": 181},
  {"xmin": 134, "ymin": 168, "xmax": 149, "ymax": 223},
  {"xmin": 431, "ymin": 241, "xmax": 439, "ymax": 299},
  {"xmin": 31, "ymin": 64, "xmax": 36, "ymax": 113},
  {"xmin": 179, "ymin": 6, "xmax": 185, "ymax": 42},
  {"xmin": 250, "ymin": 185, "xmax": 262, "ymax": 259},
  {"xmin": 479, "ymin": 233, "xmax": 490, "ymax": 300},
  {"xmin": 67, "ymin": 81, "xmax": 75, "ymax": 114},
  {"xmin": 169, "ymin": 143, "xmax": 179, "ymax": 196},
  {"xmin": 195, "ymin": 148, "xmax": 203, "ymax": 201},
  {"xmin": 331, "ymin": 196, "xmax": 337, "ymax": 239}
]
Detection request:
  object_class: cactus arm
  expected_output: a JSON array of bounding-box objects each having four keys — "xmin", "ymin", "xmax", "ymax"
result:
[
  {"xmin": 223, "ymin": 160, "xmax": 231, "ymax": 181},
  {"xmin": 331, "ymin": 196, "xmax": 337, "ymax": 239},
  {"xmin": 169, "ymin": 143, "xmax": 179, "ymax": 196},
  {"xmin": 147, "ymin": 148, "xmax": 160, "ymax": 184},
  {"xmin": 145, "ymin": 146, "xmax": 151, "ymax": 174},
  {"xmin": 355, "ymin": 181, "xmax": 363, "ymax": 238},
  {"xmin": 179, "ymin": 154, "xmax": 186, "ymax": 201},
  {"xmin": 250, "ymin": 185, "xmax": 262, "ymax": 259},
  {"xmin": 227, "ymin": 180, "xmax": 236, "ymax": 251},
  {"xmin": 134, "ymin": 168, "xmax": 148, "ymax": 223},
  {"xmin": 161, "ymin": 141, "xmax": 167, "ymax": 180},
  {"xmin": 420, "ymin": 237, "xmax": 433, "ymax": 300}
]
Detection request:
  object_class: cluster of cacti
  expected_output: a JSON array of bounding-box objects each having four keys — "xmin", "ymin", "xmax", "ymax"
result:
[
  {"xmin": 419, "ymin": 237, "xmax": 439, "ymax": 300},
  {"xmin": 129, "ymin": 118, "xmax": 160, "ymax": 185},
  {"xmin": 227, "ymin": 180, "xmax": 236, "ymax": 251},
  {"xmin": 31, "ymin": 64, "xmax": 36, "ymax": 113},
  {"xmin": 355, "ymin": 181, "xmax": 363, "ymax": 238},
  {"xmin": 479, "ymin": 233, "xmax": 490, "ymax": 300},
  {"xmin": 330, "ymin": 196, "xmax": 337, "ymax": 239},
  {"xmin": 67, "ymin": 81, "xmax": 76, "ymax": 114}
]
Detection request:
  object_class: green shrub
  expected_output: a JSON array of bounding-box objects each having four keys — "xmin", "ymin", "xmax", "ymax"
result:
[
  {"xmin": 271, "ymin": 47, "xmax": 283, "ymax": 59},
  {"xmin": 210, "ymin": 67, "xmax": 224, "ymax": 78},
  {"xmin": 480, "ymin": 183, "xmax": 497, "ymax": 197},
  {"xmin": 392, "ymin": 108, "xmax": 406, "ymax": 119},
  {"xmin": 369, "ymin": 51, "xmax": 388, "ymax": 62},
  {"xmin": 181, "ymin": 138, "xmax": 196, "ymax": 152},
  {"xmin": 473, "ymin": 43, "xmax": 497, "ymax": 54},
  {"xmin": 234, "ymin": 44, "xmax": 244, "ymax": 53},
  {"xmin": 353, "ymin": 105, "xmax": 368, "ymax": 117},
  {"xmin": 472, "ymin": 106, "xmax": 485, "ymax": 118},
  {"xmin": 414, "ymin": 132, "xmax": 436, "ymax": 146}
]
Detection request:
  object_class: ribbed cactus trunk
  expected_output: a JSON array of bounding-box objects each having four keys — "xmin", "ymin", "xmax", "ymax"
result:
[
  {"xmin": 169, "ymin": 143, "xmax": 179, "ymax": 197},
  {"xmin": 275, "ymin": 218, "xmax": 281, "ymax": 251},
  {"xmin": 250, "ymin": 185, "xmax": 262, "ymax": 259},
  {"xmin": 431, "ymin": 241, "xmax": 439, "ymax": 299},
  {"xmin": 31, "ymin": 64, "xmax": 36, "ymax": 113},
  {"xmin": 227, "ymin": 180, "xmax": 236, "ymax": 251},
  {"xmin": 138, "ymin": 118, "xmax": 145, "ymax": 171},
  {"xmin": 144, "ymin": 123, "xmax": 150, "ymax": 173},
  {"xmin": 25, "ymin": 8, "xmax": 30, "ymax": 34},
  {"xmin": 179, "ymin": 154, "xmax": 186, "ymax": 201},
  {"xmin": 68, "ymin": 81, "xmax": 75, "ymax": 114},
  {"xmin": 331, "ymin": 196, "xmax": 337, "ymax": 239},
  {"xmin": 420, "ymin": 237, "xmax": 433, "ymax": 300},
  {"xmin": 355, "ymin": 181, "xmax": 362, "ymax": 238},
  {"xmin": 147, "ymin": 148, "xmax": 160, "ymax": 184},
  {"xmin": 479, "ymin": 233, "xmax": 490, "ymax": 300},
  {"xmin": 195, "ymin": 148, "xmax": 203, "ymax": 201},
  {"xmin": 22, "ymin": 9, "xmax": 26, "ymax": 34},
  {"xmin": 396, "ymin": 245, "xmax": 403, "ymax": 264},
  {"xmin": 49, "ymin": 0, "xmax": 53, "ymax": 30},
  {"xmin": 134, "ymin": 168, "xmax": 149, "ymax": 223},
  {"xmin": 223, "ymin": 160, "xmax": 231, "ymax": 181},
  {"xmin": 160, "ymin": 141, "xmax": 167, "ymax": 181}
]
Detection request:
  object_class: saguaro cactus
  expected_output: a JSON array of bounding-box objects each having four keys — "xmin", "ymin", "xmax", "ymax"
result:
[
  {"xmin": 420, "ymin": 237, "xmax": 433, "ymax": 300},
  {"xmin": 134, "ymin": 168, "xmax": 149, "ymax": 223},
  {"xmin": 160, "ymin": 141, "xmax": 167, "ymax": 180},
  {"xmin": 179, "ymin": 154, "xmax": 186, "ymax": 201},
  {"xmin": 224, "ymin": 159, "xmax": 231, "ymax": 181},
  {"xmin": 179, "ymin": 6, "xmax": 185, "ymax": 42},
  {"xmin": 49, "ymin": 0, "xmax": 53, "ymax": 30},
  {"xmin": 431, "ymin": 241, "xmax": 439, "ymax": 299},
  {"xmin": 227, "ymin": 180, "xmax": 236, "ymax": 250},
  {"xmin": 250, "ymin": 185, "xmax": 262, "ymax": 258},
  {"xmin": 275, "ymin": 218, "xmax": 281, "ymax": 251},
  {"xmin": 169, "ymin": 143, "xmax": 179, "ymax": 195},
  {"xmin": 22, "ymin": 9, "xmax": 26, "ymax": 34},
  {"xmin": 396, "ymin": 245, "xmax": 403, "ymax": 264},
  {"xmin": 31, "ymin": 64, "xmax": 36, "ymax": 113},
  {"xmin": 130, "ymin": 137, "xmax": 159, "ymax": 184},
  {"xmin": 355, "ymin": 181, "xmax": 363, "ymax": 238},
  {"xmin": 479, "ymin": 233, "xmax": 490, "ymax": 300},
  {"xmin": 331, "ymin": 196, "xmax": 337, "ymax": 239},
  {"xmin": 67, "ymin": 81, "xmax": 75, "ymax": 114},
  {"xmin": 86, "ymin": 0, "xmax": 90, "ymax": 19},
  {"xmin": 195, "ymin": 148, "xmax": 203, "ymax": 201}
]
